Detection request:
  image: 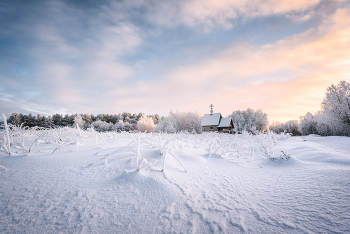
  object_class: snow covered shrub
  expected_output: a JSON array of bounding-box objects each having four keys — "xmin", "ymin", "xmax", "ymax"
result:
[
  {"xmin": 1, "ymin": 114, "xmax": 11, "ymax": 155},
  {"xmin": 202, "ymin": 131, "xmax": 277, "ymax": 162},
  {"xmin": 112, "ymin": 120, "xmax": 125, "ymax": 132},
  {"xmin": 137, "ymin": 116, "xmax": 155, "ymax": 132},
  {"xmin": 280, "ymin": 151, "xmax": 291, "ymax": 160},
  {"xmin": 123, "ymin": 122, "xmax": 134, "ymax": 132},
  {"xmin": 160, "ymin": 139, "xmax": 187, "ymax": 172},
  {"xmin": 269, "ymin": 151, "xmax": 290, "ymax": 161},
  {"xmin": 208, "ymin": 137, "xmax": 221, "ymax": 158},
  {"xmin": 253, "ymin": 132, "xmax": 275, "ymax": 160},
  {"xmin": 111, "ymin": 120, "xmax": 135, "ymax": 132},
  {"xmin": 91, "ymin": 119, "xmax": 113, "ymax": 132}
]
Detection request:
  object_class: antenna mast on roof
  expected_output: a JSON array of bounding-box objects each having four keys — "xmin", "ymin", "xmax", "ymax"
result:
[{"xmin": 209, "ymin": 104, "xmax": 214, "ymax": 115}]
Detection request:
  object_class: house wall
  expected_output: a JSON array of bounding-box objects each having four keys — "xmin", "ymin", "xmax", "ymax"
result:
[{"xmin": 202, "ymin": 126, "xmax": 218, "ymax": 132}]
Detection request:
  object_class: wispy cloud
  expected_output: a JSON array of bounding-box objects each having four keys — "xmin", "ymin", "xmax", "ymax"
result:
[{"xmin": 180, "ymin": 0, "xmax": 321, "ymax": 28}]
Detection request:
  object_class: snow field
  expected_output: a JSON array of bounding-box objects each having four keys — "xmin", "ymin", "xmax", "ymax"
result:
[{"xmin": 0, "ymin": 127, "xmax": 350, "ymax": 233}]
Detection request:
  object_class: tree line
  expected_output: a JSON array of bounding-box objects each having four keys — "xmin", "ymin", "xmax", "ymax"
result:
[
  {"xmin": 6, "ymin": 112, "xmax": 162, "ymax": 132},
  {"xmin": 3, "ymin": 108, "xmax": 270, "ymax": 134},
  {"xmin": 270, "ymin": 81, "xmax": 350, "ymax": 136}
]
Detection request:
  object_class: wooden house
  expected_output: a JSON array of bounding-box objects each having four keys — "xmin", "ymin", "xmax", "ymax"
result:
[{"xmin": 201, "ymin": 113, "xmax": 234, "ymax": 133}]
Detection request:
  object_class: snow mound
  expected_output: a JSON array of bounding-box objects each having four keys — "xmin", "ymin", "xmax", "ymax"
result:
[{"xmin": 275, "ymin": 136, "xmax": 350, "ymax": 165}]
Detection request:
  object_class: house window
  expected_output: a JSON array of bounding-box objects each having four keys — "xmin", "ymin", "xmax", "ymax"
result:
[{"xmin": 209, "ymin": 126, "xmax": 213, "ymax": 130}]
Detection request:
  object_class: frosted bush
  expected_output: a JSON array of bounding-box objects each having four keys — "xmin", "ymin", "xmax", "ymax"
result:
[
  {"xmin": 200, "ymin": 131, "xmax": 288, "ymax": 164},
  {"xmin": 74, "ymin": 114, "xmax": 85, "ymax": 128},
  {"xmin": 112, "ymin": 120, "xmax": 125, "ymax": 132},
  {"xmin": 137, "ymin": 116, "xmax": 155, "ymax": 132},
  {"xmin": 91, "ymin": 120, "xmax": 113, "ymax": 132},
  {"xmin": 0, "ymin": 118, "xmax": 113, "ymax": 156},
  {"xmin": 280, "ymin": 151, "xmax": 291, "ymax": 160}
]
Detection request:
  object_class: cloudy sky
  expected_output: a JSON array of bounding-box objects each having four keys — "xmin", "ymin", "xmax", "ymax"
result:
[{"xmin": 1, "ymin": 0, "xmax": 350, "ymax": 122}]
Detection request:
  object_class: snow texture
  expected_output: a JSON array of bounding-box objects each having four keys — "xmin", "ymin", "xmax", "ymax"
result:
[
  {"xmin": 201, "ymin": 113, "xmax": 222, "ymax": 126},
  {"xmin": 0, "ymin": 131, "xmax": 350, "ymax": 233}
]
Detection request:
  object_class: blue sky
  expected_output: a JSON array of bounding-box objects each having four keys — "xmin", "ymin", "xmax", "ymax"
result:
[{"xmin": 1, "ymin": 0, "xmax": 350, "ymax": 122}]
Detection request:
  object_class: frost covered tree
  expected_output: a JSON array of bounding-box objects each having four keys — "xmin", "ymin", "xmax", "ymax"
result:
[
  {"xmin": 35, "ymin": 114, "xmax": 45, "ymax": 127},
  {"xmin": 297, "ymin": 81, "xmax": 350, "ymax": 136},
  {"xmin": 183, "ymin": 111, "xmax": 202, "ymax": 133},
  {"xmin": 321, "ymin": 80, "xmax": 350, "ymax": 136},
  {"xmin": 229, "ymin": 108, "xmax": 268, "ymax": 133},
  {"xmin": 82, "ymin": 113, "xmax": 93, "ymax": 127},
  {"xmin": 123, "ymin": 122, "xmax": 133, "ymax": 132},
  {"xmin": 63, "ymin": 114, "xmax": 75, "ymax": 126},
  {"xmin": 155, "ymin": 111, "xmax": 202, "ymax": 133},
  {"xmin": 74, "ymin": 114, "xmax": 85, "ymax": 128},
  {"xmin": 290, "ymin": 81, "xmax": 350, "ymax": 136},
  {"xmin": 299, "ymin": 112, "xmax": 318, "ymax": 135},
  {"xmin": 230, "ymin": 111, "xmax": 245, "ymax": 132},
  {"xmin": 52, "ymin": 114, "xmax": 63, "ymax": 126},
  {"xmin": 156, "ymin": 114, "xmax": 177, "ymax": 133},
  {"xmin": 148, "ymin": 114, "xmax": 160, "ymax": 124},
  {"xmin": 8, "ymin": 113, "xmax": 22, "ymax": 126},
  {"xmin": 91, "ymin": 119, "xmax": 113, "ymax": 132},
  {"xmin": 112, "ymin": 120, "xmax": 125, "ymax": 132},
  {"xmin": 27, "ymin": 114, "xmax": 36, "ymax": 127},
  {"xmin": 44, "ymin": 116, "xmax": 54, "ymax": 128},
  {"xmin": 269, "ymin": 120, "xmax": 301, "ymax": 136},
  {"xmin": 137, "ymin": 116, "xmax": 155, "ymax": 132}
]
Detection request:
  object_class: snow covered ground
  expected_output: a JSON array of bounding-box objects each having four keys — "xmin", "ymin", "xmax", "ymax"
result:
[{"xmin": 0, "ymin": 131, "xmax": 349, "ymax": 233}]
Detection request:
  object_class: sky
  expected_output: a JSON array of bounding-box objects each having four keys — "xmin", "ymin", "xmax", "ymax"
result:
[{"xmin": 1, "ymin": 0, "xmax": 350, "ymax": 123}]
